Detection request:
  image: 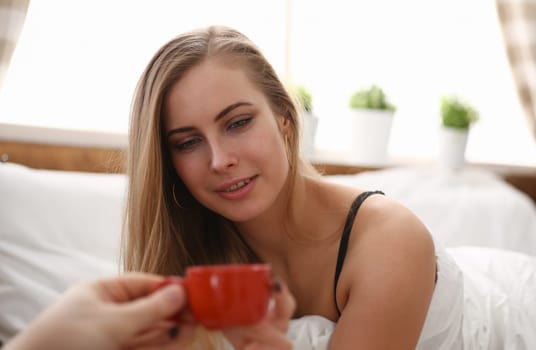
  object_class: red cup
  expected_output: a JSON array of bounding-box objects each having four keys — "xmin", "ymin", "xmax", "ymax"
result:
[{"xmin": 153, "ymin": 263, "xmax": 272, "ymax": 330}]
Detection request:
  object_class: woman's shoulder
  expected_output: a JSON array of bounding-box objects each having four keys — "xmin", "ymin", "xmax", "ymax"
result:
[
  {"xmin": 347, "ymin": 189, "xmax": 434, "ymax": 247},
  {"xmin": 312, "ymin": 178, "xmax": 435, "ymax": 261},
  {"xmin": 313, "ymin": 179, "xmax": 433, "ymax": 241},
  {"xmin": 356, "ymin": 192, "xmax": 434, "ymax": 263},
  {"xmin": 325, "ymin": 189, "xmax": 439, "ymax": 348},
  {"xmin": 336, "ymin": 191, "xmax": 437, "ymax": 308}
]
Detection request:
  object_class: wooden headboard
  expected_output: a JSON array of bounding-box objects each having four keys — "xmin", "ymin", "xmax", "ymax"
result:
[
  {"xmin": 0, "ymin": 140, "xmax": 127, "ymax": 173},
  {"xmin": 1, "ymin": 139, "xmax": 535, "ymax": 201}
]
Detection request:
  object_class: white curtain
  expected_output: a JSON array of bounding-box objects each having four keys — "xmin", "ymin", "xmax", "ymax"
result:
[
  {"xmin": 497, "ymin": 0, "xmax": 536, "ymax": 140},
  {"xmin": 0, "ymin": 0, "xmax": 30, "ymax": 91}
]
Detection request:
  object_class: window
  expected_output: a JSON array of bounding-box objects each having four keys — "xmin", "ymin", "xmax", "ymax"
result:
[
  {"xmin": 1, "ymin": 0, "xmax": 534, "ymax": 166},
  {"xmin": 0, "ymin": 0, "xmax": 287, "ymax": 132},
  {"xmin": 290, "ymin": 0, "xmax": 535, "ymax": 166}
]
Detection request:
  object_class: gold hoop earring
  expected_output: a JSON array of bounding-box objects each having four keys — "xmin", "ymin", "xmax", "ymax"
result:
[{"xmin": 172, "ymin": 183, "xmax": 183, "ymax": 208}]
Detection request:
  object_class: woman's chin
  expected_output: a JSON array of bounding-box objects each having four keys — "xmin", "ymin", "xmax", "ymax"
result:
[{"xmin": 222, "ymin": 210, "xmax": 258, "ymax": 223}]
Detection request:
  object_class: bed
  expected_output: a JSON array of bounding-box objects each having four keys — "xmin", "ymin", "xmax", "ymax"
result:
[{"xmin": 1, "ymin": 133, "xmax": 536, "ymax": 348}]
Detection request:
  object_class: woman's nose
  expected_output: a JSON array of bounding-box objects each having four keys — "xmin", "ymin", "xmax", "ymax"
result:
[{"xmin": 209, "ymin": 141, "xmax": 238, "ymax": 172}]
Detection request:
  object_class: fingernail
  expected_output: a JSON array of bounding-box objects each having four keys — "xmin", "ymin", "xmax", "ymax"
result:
[
  {"xmin": 168, "ymin": 326, "xmax": 180, "ymax": 339},
  {"xmin": 164, "ymin": 285, "xmax": 184, "ymax": 304},
  {"xmin": 272, "ymin": 280, "xmax": 282, "ymax": 293}
]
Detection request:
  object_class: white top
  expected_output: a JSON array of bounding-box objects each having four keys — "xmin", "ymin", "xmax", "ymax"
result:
[
  {"xmin": 287, "ymin": 240, "xmax": 464, "ymax": 350},
  {"xmin": 287, "ymin": 244, "xmax": 536, "ymax": 349}
]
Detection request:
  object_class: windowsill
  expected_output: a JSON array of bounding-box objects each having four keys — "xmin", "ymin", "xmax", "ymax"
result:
[
  {"xmin": 0, "ymin": 122, "xmax": 128, "ymax": 149},
  {"xmin": 309, "ymin": 147, "xmax": 535, "ymax": 170}
]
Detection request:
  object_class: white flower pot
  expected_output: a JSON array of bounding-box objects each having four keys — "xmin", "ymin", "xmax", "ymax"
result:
[
  {"xmin": 349, "ymin": 108, "xmax": 394, "ymax": 165},
  {"xmin": 438, "ymin": 127, "xmax": 469, "ymax": 170},
  {"xmin": 300, "ymin": 111, "xmax": 318, "ymax": 159}
]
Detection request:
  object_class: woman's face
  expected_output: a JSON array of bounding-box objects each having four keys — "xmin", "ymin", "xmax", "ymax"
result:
[{"xmin": 163, "ymin": 59, "xmax": 290, "ymax": 222}]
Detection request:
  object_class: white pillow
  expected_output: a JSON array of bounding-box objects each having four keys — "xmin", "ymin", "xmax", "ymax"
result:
[
  {"xmin": 0, "ymin": 162, "xmax": 126, "ymax": 343},
  {"xmin": 326, "ymin": 166, "xmax": 536, "ymax": 256}
]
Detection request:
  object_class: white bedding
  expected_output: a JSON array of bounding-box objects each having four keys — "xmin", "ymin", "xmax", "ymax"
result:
[
  {"xmin": 0, "ymin": 163, "xmax": 124, "ymax": 342},
  {"xmin": 326, "ymin": 166, "xmax": 536, "ymax": 256},
  {"xmin": 1, "ymin": 162, "xmax": 535, "ymax": 348},
  {"xmin": 287, "ymin": 245, "xmax": 536, "ymax": 349}
]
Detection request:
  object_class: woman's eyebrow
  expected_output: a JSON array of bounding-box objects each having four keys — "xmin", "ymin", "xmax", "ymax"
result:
[
  {"xmin": 167, "ymin": 101, "xmax": 253, "ymax": 138},
  {"xmin": 214, "ymin": 101, "xmax": 252, "ymax": 122}
]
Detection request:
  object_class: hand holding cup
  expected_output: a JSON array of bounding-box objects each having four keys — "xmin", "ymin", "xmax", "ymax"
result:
[{"xmin": 154, "ymin": 263, "xmax": 273, "ymax": 330}]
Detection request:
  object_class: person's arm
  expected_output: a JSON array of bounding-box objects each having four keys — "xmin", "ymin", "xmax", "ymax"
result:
[
  {"xmin": 5, "ymin": 273, "xmax": 296, "ymax": 350},
  {"xmin": 5, "ymin": 273, "xmax": 194, "ymax": 350},
  {"xmin": 330, "ymin": 198, "xmax": 436, "ymax": 350}
]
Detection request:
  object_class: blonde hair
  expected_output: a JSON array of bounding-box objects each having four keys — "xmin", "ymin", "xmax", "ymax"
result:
[
  {"xmin": 122, "ymin": 25, "xmax": 315, "ymax": 275},
  {"xmin": 122, "ymin": 24, "xmax": 321, "ymax": 349}
]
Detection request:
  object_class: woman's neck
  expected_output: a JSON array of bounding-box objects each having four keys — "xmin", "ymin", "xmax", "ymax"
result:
[
  {"xmin": 234, "ymin": 174, "xmax": 304, "ymax": 257},
  {"xmin": 235, "ymin": 175, "xmax": 340, "ymax": 265}
]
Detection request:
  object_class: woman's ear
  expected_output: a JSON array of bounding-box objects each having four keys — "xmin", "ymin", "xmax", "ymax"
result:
[{"xmin": 277, "ymin": 115, "xmax": 291, "ymax": 134}]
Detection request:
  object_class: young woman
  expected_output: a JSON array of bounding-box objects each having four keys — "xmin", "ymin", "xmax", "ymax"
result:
[{"xmin": 123, "ymin": 25, "xmax": 461, "ymax": 349}]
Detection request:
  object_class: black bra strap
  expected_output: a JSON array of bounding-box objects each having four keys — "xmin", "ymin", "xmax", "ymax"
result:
[{"xmin": 333, "ymin": 190, "xmax": 384, "ymax": 316}]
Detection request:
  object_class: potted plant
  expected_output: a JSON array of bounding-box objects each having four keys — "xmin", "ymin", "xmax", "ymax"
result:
[
  {"xmin": 348, "ymin": 84, "xmax": 396, "ymax": 165},
  {"xmin": 349, "ymin": 84, "xmax": 396, "ymax": 112},
  {"xmin": 293, "ymin": 85, "xmax": 318, "ymax": 158},
  {"xmin": 438, "ymin": 95, "xmax": 479, "ymax": 170}
]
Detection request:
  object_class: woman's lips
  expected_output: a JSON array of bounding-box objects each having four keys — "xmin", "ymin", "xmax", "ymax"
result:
[{"xmin": 216, "ymin": 175, "xmax": 257, "ymax": 200}]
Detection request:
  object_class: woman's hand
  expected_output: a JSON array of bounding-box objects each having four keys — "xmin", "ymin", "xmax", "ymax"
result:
[
  {"xmin": 223, "ymin": 279, "xmax": 296, "ymax": 350},
  {"xmin": 5, "ymin": 273, "xmax": 196, "ymax": 350}
]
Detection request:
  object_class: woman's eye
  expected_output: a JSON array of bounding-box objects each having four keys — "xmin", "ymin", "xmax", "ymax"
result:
[
  {"xmin": 174, "ymin": 138, "xmax": 200, "ymax": 151},
  {"xmin": 228, "ymin": 116, "xmax": 252, "ymax": 130}
]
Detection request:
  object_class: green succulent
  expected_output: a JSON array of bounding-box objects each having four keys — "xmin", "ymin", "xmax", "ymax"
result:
[
  {"xmin": 349, "ymin": 85, "xmax": 396, "ymax": 112},
  {"xmin": 294, "ymin": 85, "xmax": 313, "ymax": 113},
  {"xmin": 440, "ymin": 95, "xmax": 479, "ymax": 129}
]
